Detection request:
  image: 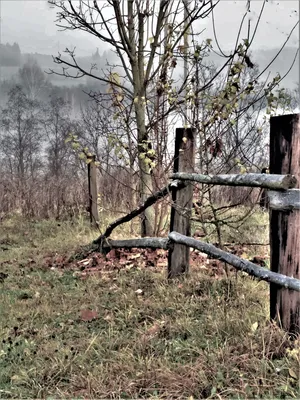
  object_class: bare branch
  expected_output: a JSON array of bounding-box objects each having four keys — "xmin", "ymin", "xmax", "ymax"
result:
[{"xmin": 94, "ymin": 180, "xmax": 185, "ymax": 244}]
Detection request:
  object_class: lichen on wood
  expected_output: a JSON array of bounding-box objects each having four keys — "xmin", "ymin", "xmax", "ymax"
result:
[
  {"xmin": 170, "ymin": 173, "xmax": 297, "ymax": 190},
  {"xmin": 168, "ymin": 231, "xmax": 300, "ymax": 292}
]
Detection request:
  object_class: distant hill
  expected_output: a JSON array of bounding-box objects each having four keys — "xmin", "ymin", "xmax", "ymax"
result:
[
  {"xmin": 0, "ymin": 45, "xmax": 298, "ymax": 91},
  {"xmin": 207, "ymin": 46, "xmax": 299, "ymax": 90}
]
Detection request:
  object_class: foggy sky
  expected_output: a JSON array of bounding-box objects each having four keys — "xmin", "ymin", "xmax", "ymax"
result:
[{"xmin": 0, "ymin": 0, "xmax": 299, "ymax": 57}]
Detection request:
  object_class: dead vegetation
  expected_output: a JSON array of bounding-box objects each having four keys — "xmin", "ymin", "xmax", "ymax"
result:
[{"xmin": 0, "ymin": 216, "xmax": 299, "ymax": 399}]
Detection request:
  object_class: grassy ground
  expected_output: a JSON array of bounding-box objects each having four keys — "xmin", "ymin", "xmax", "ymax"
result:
[{"xmin": 0, "ymin": 216, "xmax": 299, "ymax": 399}]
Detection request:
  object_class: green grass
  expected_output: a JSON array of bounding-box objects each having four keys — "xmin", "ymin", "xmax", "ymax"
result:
[
  {"xmin": 192, "ymin": 205, "xmax": 270, "ymax": 246},
  {"xmin": 0, "ymin": 216, "xmax": 299, "ymax": 399}
]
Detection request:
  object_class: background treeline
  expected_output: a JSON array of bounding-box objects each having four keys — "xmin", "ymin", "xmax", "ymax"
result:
[
  {"xmin": 0, "ymin": 58, "xmax": 137, "ymax": 220},
  {"xmin": 0, "ymin": 42, "xmax": 21, "ymax": 66},
  {"xmin": 0, "ymin": 44, "xmax": 298, "ymax": 241}
]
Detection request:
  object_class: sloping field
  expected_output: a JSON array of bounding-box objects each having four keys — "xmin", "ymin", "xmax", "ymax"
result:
[{"xmin": 0, "ymin": 217, "xmax": 299, "ymax": 399}]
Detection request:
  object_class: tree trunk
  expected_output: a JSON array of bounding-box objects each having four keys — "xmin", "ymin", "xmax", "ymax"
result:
[
  {"xmin": 135, "ymin": 98, "xmax": 154, "ymax": 237},
  {"xmin": 130, "ymin": 5, "xmax": 154, "ymax": 238}
]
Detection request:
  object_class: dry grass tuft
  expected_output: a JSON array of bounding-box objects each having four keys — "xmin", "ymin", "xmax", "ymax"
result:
[{"xmin": 0, "ymin": 216, "xmax": 299, "ymax": 399}]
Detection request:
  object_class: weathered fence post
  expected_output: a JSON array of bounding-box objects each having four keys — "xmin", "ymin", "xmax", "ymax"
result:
[
  {"xmin": 269, "ymin": 113, "xmax": 300, "ymax": 334},
  {"xmin": 87, "ymin": 155, "xmax": 99, "ymax": 228},
  {"xmin": 168, "ymin": 128, "xmax": 195, "ymax": 278}
]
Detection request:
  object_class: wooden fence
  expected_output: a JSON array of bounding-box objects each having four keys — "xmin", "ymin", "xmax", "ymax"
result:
[{"xmin": 91, "ymin": 113, "xmax": 300, "ymax": 335}]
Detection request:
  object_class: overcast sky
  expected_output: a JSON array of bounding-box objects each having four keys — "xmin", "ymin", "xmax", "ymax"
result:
[{"xmin": 0, "ymin": 0, "xmax": 299, "ymax": 56}]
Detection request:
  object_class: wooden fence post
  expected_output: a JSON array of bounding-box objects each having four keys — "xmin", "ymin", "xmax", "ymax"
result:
[
  {"xmin": 168, "ymin": 127, "xmax": 195, "ymax": 278},
  {"xmin": 87, "ymin": 155, "xmax": 99, "ymax": 228},
  {"xmin": 269, "ymin": 113, "xmax": 300, "ymax": 334}
]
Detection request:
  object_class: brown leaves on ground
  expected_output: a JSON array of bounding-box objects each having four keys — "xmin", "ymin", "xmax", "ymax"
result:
[
  {"xmin": 249, "ymin": 256, "xmax": 268, "ymax": 267},
  {"xmin": 40, "ymin": 247, "xmax": 169, "ymax": 278},
  {"xmin": 14, "ymin": 241, "xmax": 268, "ymax": 281}
]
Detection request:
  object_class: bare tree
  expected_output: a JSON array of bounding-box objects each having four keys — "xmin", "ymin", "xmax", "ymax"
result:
[
  {"xmin": 47, "ymin": 0, "xmax": 221, "ymax": 236},
  {"xmin": 79, "ymin": 99, "xmax": 139, "ymax": 209},
  {"xmin": 18, "ymin": 59, "xmax": 48, "ymax": 101},
  {"xmin": 41, "ymin": 96, "xmax": 77, "ymax": 218},
  {"xmin": 43, "ymin": 96, "xmax": 72, "ymax": 177},
  {"xmin": 0, "ymin": 86, "xmax": 42, "ymax": 215},
  {"xmin": 48, "ymin": 0, "xmax": 298, "ymax": 238},
  {"xmin": 188, "ymin": 57, "xmax": 298, "ymax": 247}
]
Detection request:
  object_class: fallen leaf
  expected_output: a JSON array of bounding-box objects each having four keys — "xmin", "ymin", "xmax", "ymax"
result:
[
  {"xmin": 78, "ymin": 259, "xmax": 90, "ymax": 266},
  {"xmin": 106, "ymin": 249, "xmax": 119, "ymax": 260},
  {"xmin": 18, "ymin": 292, "xmax": 32, "ymax": 300},
  {"xmin": 144, "ymin": 322, "xmax": 161, "ymax": 337},
  {"xmin": 11, "ymin": 375, "xmax": 22, "ymax": 382},
  {"xmin": 109, "ymin": 284, "xmax": 119, "ymax": 292},
  {"xmin": 250, "ymin": 256, "xmax": 267, "ymax": 266},
  {"xmin": 251, "ymin": 322, "xmax": 258, "ymax": 333},
  {"xmin": 157, "ymin": 261, "xmax": 166, "ymax": 268},
  {"xmin": 129, "ymin": 253, "xmax": 141, "ymax": 259},
  {"xmin": 23, "ymin": 348, "xmax": 31, "ymax": 356},
  {"xmin": 104, "ymin": 314, "xmax": 114, "ymax": 322},
  {"xmin": 288, "ymin": 368, "xmax": 298, "ymax": 379},
  {"xmin": 0, "ymin": 272, "xmax": 8, "ymax": 282},
  {"xmin": 80, "ymin": 309, "xmax": 99, "ymax": 322}
]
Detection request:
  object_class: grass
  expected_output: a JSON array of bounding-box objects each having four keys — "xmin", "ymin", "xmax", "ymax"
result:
[
  {"xmin": 0, "ymin": 215, "xmax": 299, "ymax": 399},
  {"xmin": 192, "ymin": 205, "xmax": 270, "ymax": 246}
]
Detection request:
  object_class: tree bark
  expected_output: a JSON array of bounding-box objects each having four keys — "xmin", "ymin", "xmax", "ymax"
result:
[
  {"xmin": 135, "ymin": 118, "xmax": 154, "ymax": 238},
  {"xmin": 129, "ymin": 3, "xmax": 155, "ymax": 238}
]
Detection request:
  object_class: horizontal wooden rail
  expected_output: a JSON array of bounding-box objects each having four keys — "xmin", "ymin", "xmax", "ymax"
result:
[
  {"xmin": 101, "ymin": 237, "xmax": 169, "ymax": 253},
  {"xmin": 168, "ymin": 232, "xmax": 300, "ymax": 292},
  {"xmin": 170, "ymin": 173, "xmax": 297, "ymax": 190},
  {"xmin": 95, "ymin": 233, "xmax": 300, "ymax": 292},
  {"xmin": 268, "ymin": 189, "xmax": 300, "ymax": 211}
]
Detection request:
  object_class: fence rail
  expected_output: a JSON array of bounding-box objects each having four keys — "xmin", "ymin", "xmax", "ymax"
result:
[
  {"xmin": 91, "ymin": 113, "xmax": 300, "ymax": 334},
  {"xmin": 97, "ymin": 233, "xmax": 300, "ymax": 292},
  {"xmin": 268, "ymin": 189, "xmax": 300, "ymax": 211},
  {"xmin": 170, "ymin": 172, "xmax": 297, "ymax": 190}
]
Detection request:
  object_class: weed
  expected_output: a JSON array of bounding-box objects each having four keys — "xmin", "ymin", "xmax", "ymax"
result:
[{"xmin": 0, "ymin": 217, "xmax": 299, "ymax": 399}]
